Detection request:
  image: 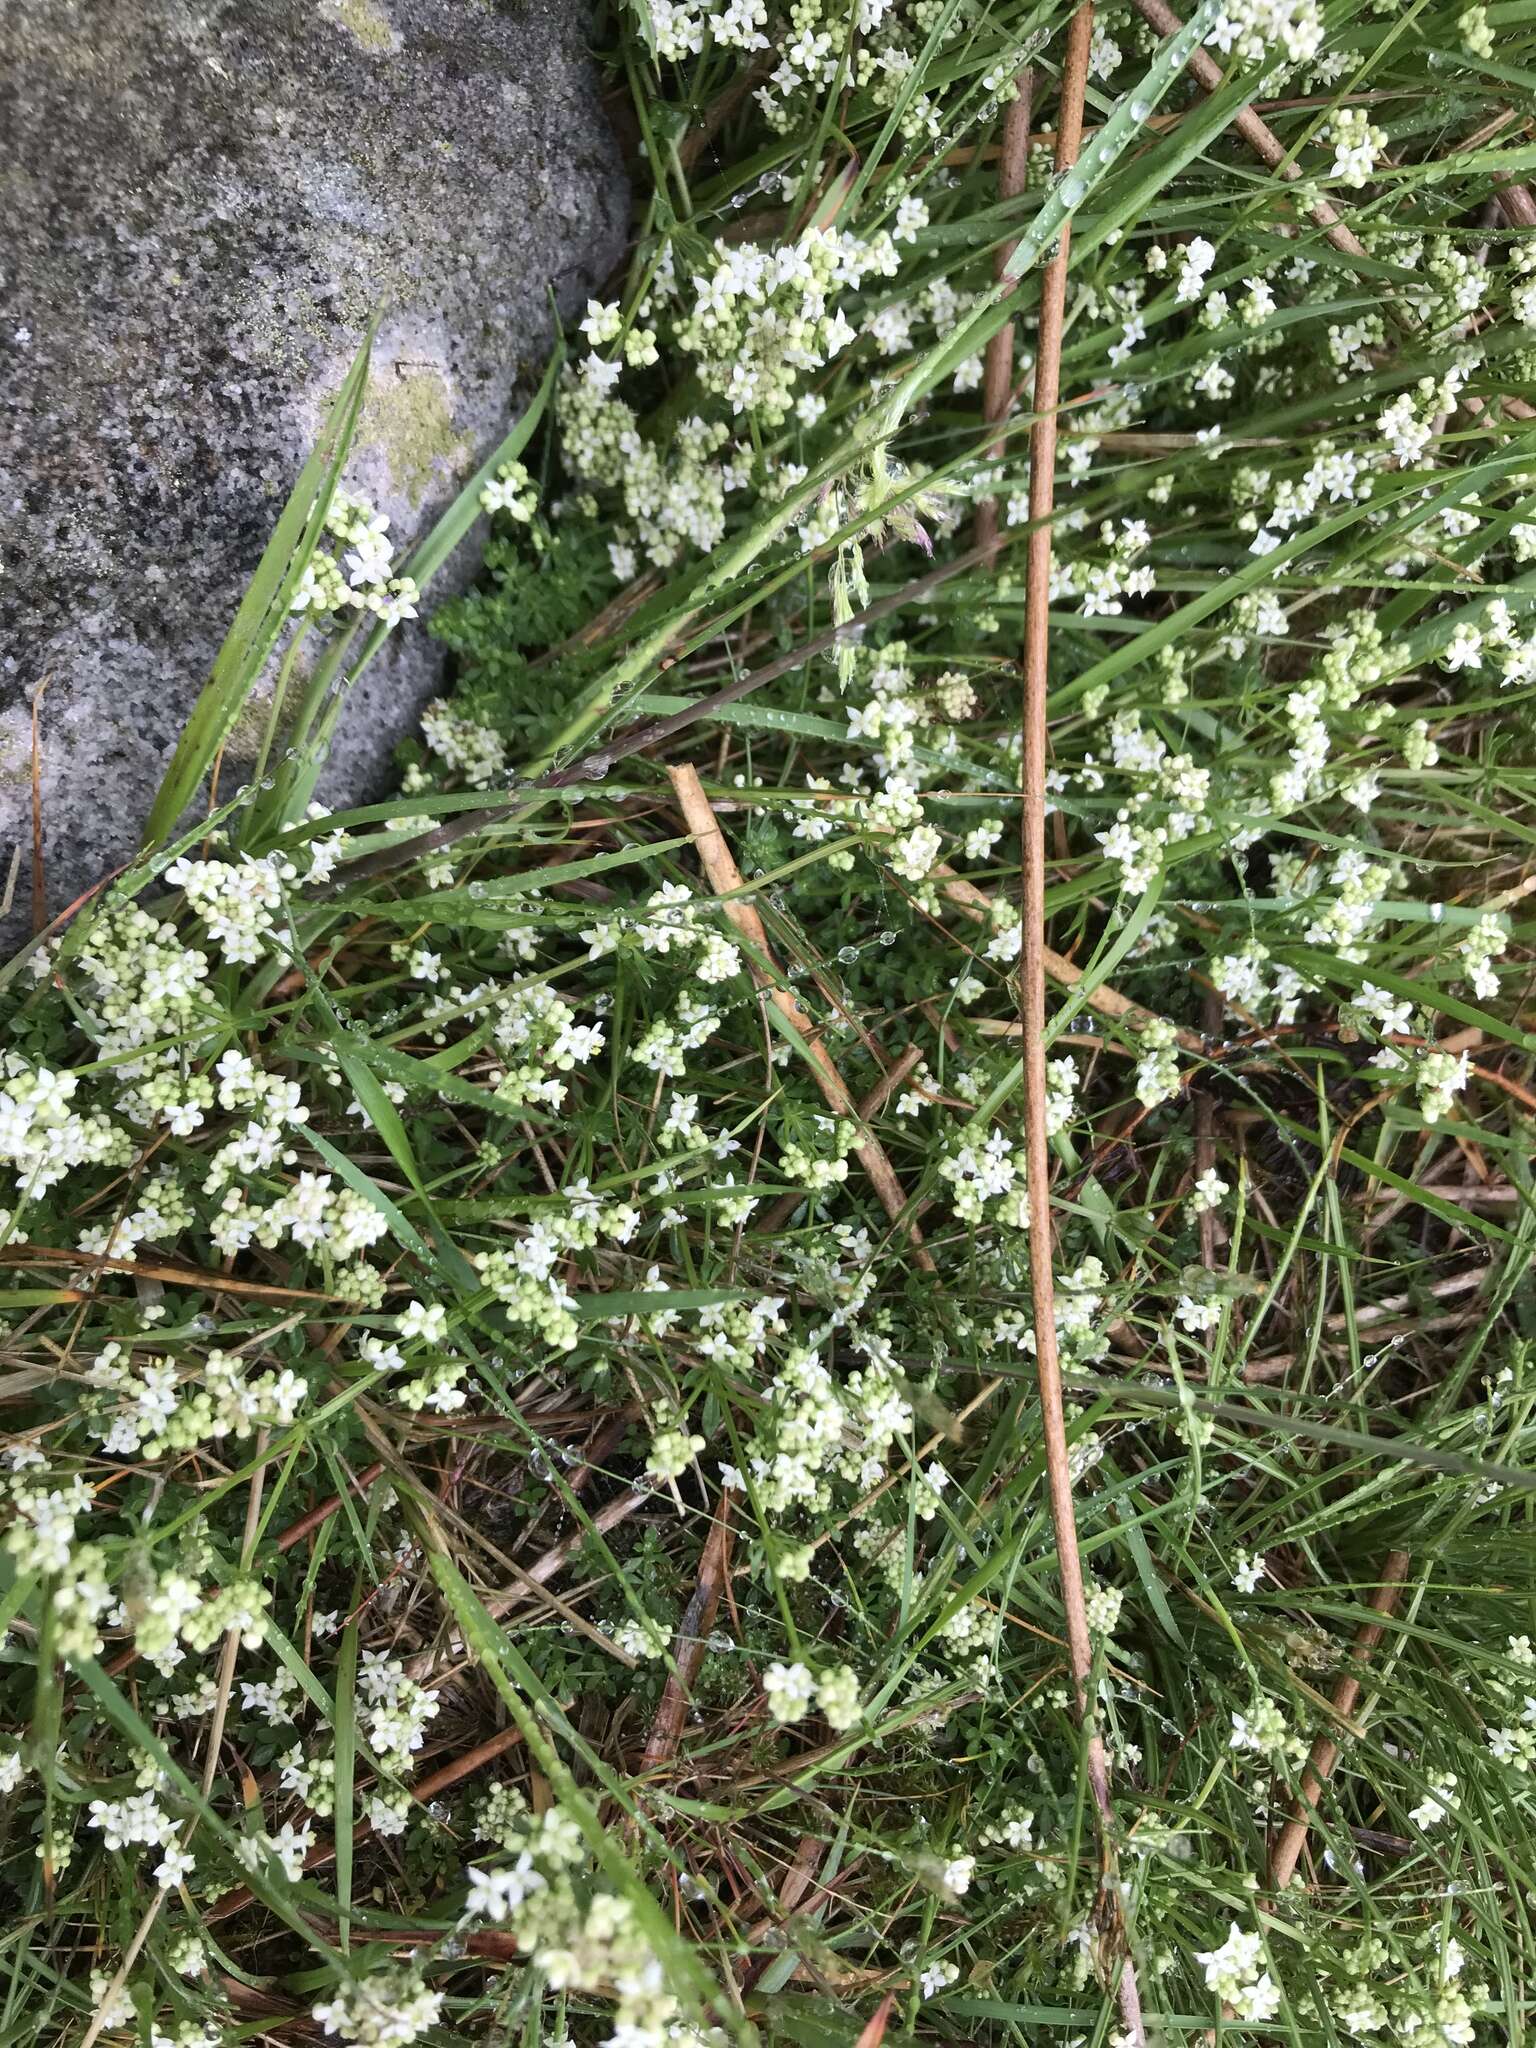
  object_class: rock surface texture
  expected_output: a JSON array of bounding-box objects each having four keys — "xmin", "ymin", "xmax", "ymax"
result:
[{"xmin": 0, "ymin": 0, "xmax": 626, "ymax": 930}]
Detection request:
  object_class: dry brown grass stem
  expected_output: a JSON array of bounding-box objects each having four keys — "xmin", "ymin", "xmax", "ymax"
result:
[
  {"xmin": 937, "ymin": 866, "xmax": 1205, "ymax": 1052},
  {"xmin": 1267, "ymin": 1550, "xmax": 1413, "ymax": 1891},
  {"xmin": 975, "ymin": 68, "xmax": 1034, "ymax": 567},
  {"xmin": 1017, "ymin": 10, "xmax": 1145, "ymax": 2041},
  {"xmin": 667, "ymin": 761, "xmax": 936, "ymax": 1272}
]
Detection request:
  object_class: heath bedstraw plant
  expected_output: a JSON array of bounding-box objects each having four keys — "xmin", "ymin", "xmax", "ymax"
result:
[{"xmin": 4, "ymin": 1, "xmax": 1536, "ymax": 2044}]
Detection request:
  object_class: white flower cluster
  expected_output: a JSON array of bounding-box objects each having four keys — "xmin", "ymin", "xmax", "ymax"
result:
[
  {"xmin": 1230, "ymin": 1693, "xmax": 1305, "ymax": 1763},
  {"xmin": 585, "ymin": 880, "xmax": 743, "ymax": 985},
  {"xmin": 753, "ymin": 1, "xmax": 956, "ymax": 136},
  {"xmin": 1134, "ymin": 1017, "xmax": 1180, "ymax": 1110},
  {"xmin": 780, "ymin": 1115, "xmax": 858, "ymax": 1193},
  {"xmin": 479, "ymin": 456, "xmax": 537, "ymax": 521},
  {"xmin": 1206, "ymin": 0, "xmax": 1323, "ymax": 70},
  {"xmin": 491, "ymin": 979, "xmax": 606, "ymax": 1111},
  {"xmin": 736, "ymin": 1331, "xmax": 911, "ymax": 1513},
  {"xmin": 3, "ymin": 1468, "xmax": 113, "ymax": 1660},
  {"xmin": 649, "ymin": 0, "xmax": 768, "ymax": 61},
  {"xmin": 1327, "ymin": 108, "xmax": 1387, "ymax": 187},
  {"xmin": 474, "ymin": 1184, "xmax": 637, "ymax": 1354},
  {"xmin": 1197, "ymin": 1922, "xmax": 1281, "ymax": 2024},
  {"xmin": 560, "ymin": 373, "xmax": 738, "ymax": 574},
  {"xmin": 1090, "ymin": 709, "xmax": 1216, "ymax": 894},
  {"xmin": 1327, "ymin": 1929, "xmax": 1488, "ymax": 2042},
  {"xmin": 1055, "ymin": 516, "xmax": 1156, "ymax": 621},
  {"xmin": 313, "ymin": 1967, "xmax": 443, "ymax": 2048},
  {"xmin": 164, "ymin": 854, "xmax": 284, "ymax": 964},
  {"xmin": 85, "ymin": 1338, "xmax": 305, "ymax": 1460},
  {"xmin": 357, "ymin": 1651, "xmax": 440, "ymax": 1778},
  {"xmin": 291, "ymin": 489, "xmax": 421, "ymax": 629},
  {"xmin": 1460, "ymin": 911, "xmax": 1509, "ymax": 1001},
  {"xmin": 676, "ymin": 227, "xmax": 898, "ymax": 427},
  {"xmin": 462, "ymin": 1798, "xmax": 702, "ymax": 2046},
  {"xmin": 940, "ymin": 1124, "xmax": 1029, "ymax": 1230},
  {"xmin": 762, "ymin": 1658, "xmax": 862, "ymax": 1730},
  {"xmin": 0, "ymin": 1060, "xmax": 130, "ymax": 1202},
  {"xmin": 419, "ymin": 699, "xmax": 508, "ymax": 787}
]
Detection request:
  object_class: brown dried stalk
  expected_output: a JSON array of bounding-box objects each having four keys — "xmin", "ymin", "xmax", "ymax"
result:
[
  {"xmin": 975, "ymin": 68, "xmax": 1035, "ymax": 566},
  {"xmin": 639, "ymin": 1495, "xmax": 734, "ymax": 1775},
  {"xmin": 761, "ymin": 1044, "xmax": 926, "ymax": 1234},
  {"xmin": 1267, "ymin": 1550, "xmax": 1412, "ymax": 1891},
  {"xmin": 276, "ymin": 1462, "xmax": 386, "ymax": 1554},
  {"xmin": 937, "ymin": 866, "xmax": 1205, "ymax": 1052},
  {"xmin": 1130, "ymin": 0, "xmax": 1367, "ymax": 259},
  {"xmin": 209, "ymin": 1722, "xmax": 530, "ymax": 1923},
  {"xmin": 1019, "ymin": 10, "xmax": 1145, "ymax": 2041},
  {"xmin": 0, "ymin": 1243, "xmax": 334, "ymax": 1301},
  {"xmin": 667, "ymin": 762, "xmax": 936, "ymax": 1272}
]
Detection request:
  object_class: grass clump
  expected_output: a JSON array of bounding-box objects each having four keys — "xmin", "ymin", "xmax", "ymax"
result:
[{"xmin": 5, "ymin": 1, "xmax": 1536, "ymax": 2044}]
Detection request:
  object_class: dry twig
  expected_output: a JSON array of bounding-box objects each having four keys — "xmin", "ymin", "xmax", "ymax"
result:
[
  {"xmin": 667, "ymin": 762, "xmax": 936, "ymax": 1271},
  {"xmin": 1267, "ymin": 1550, "xmax": 1413, "ymax": 1891},
  {"xmin": 639, "ymin": 1495, "xmax": 734, "ymax": 1776},
  {"xmin": 937, "ymin": 866, "xmax": 1204, "ymax": 1052}
]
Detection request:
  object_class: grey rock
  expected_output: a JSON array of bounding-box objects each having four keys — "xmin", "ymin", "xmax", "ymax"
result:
[{"xmin": 0, "ymin": 0, "xmax": 626, "ymax": 934}]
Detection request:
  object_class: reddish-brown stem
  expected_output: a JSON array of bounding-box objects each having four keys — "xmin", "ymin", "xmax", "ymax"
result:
[
  {"xmin": 1019, "ymin": 11, "xmax": 1144, "ymax": 2042},
  {"xmin": 1267, "ymin": 1551, "xmax": 1412, "ymax": 1891},
  {"xmin": 276, "ymin": 1463, "xmax": 386, "ymax": 1553},
  {"xmin": 638, "ymin": 1496, "xmax": 734, "ymax": 1775},
  {"xmin": 975, "ymin": 69, "xmax": 1034, "ymax": 567}
]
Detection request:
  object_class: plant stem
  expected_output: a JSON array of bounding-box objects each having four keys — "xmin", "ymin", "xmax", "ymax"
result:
[
  {"xmin": 251, "ymin": 619, "xmax": 312, "ymax": 794},
  {"xmin": 976, "ymin": 67, "xmax": 1034, "ymax": 568},
  {"xmin": 1019, "ymin": 10, "xmax": 1146, "ymax": 2042}
]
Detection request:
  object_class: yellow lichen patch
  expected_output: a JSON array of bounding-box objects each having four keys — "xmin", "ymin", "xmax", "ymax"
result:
[
  {"xmin": 325, "ymin": 0, "xmax": 400, "ymax": 55},
  {"xmin": 360, "ymin": 366, "xmax": 469, "ymax": 509}
]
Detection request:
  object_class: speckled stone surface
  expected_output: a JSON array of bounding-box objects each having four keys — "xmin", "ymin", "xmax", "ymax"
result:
[{"xmin": 0, "ymin": 0, "xmax": 626, "ymax": 933}]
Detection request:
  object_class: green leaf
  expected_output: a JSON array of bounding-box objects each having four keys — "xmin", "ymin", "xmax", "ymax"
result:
[
  {"xmin": 143, "ymin": 323, "xmax": 375, "ymax": 850},
  {"xmin": 250, "ymin": 344, "xmax": 565, "ymax": 837},
  {"xmin": 333, "ymin": 1613, "xmax": 361, "ymax": 1951}
]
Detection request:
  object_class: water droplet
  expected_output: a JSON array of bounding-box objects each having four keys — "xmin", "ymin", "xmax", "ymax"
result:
[
  {"xmin": 1130, "ymin": 99, "xmax": 1151, "ymax": 123},
  {"xmin": 1058, "ymin": 173, "xmax": 1087, "ymax": 208}
]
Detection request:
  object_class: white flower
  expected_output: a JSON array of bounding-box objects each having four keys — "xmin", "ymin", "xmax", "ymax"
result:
[
  {"xmin": 155, "ymin": 1843, "xmax": 196, "ymax": 1887},
  {"xmin": 1409, "ymin": 1772, "xmax": 1457, "ymax": 1830},
  {"xmin": 1231, "ymin": 1551, "xmax": 1266, "ymax": 1594},
  {"xmin": 397, "ymin": 1300, "xmax": 448, "ymax": 1344},
  {"xmin": 763, "ymin": 1660, "xmax": 816, "ymax": 1724}
]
